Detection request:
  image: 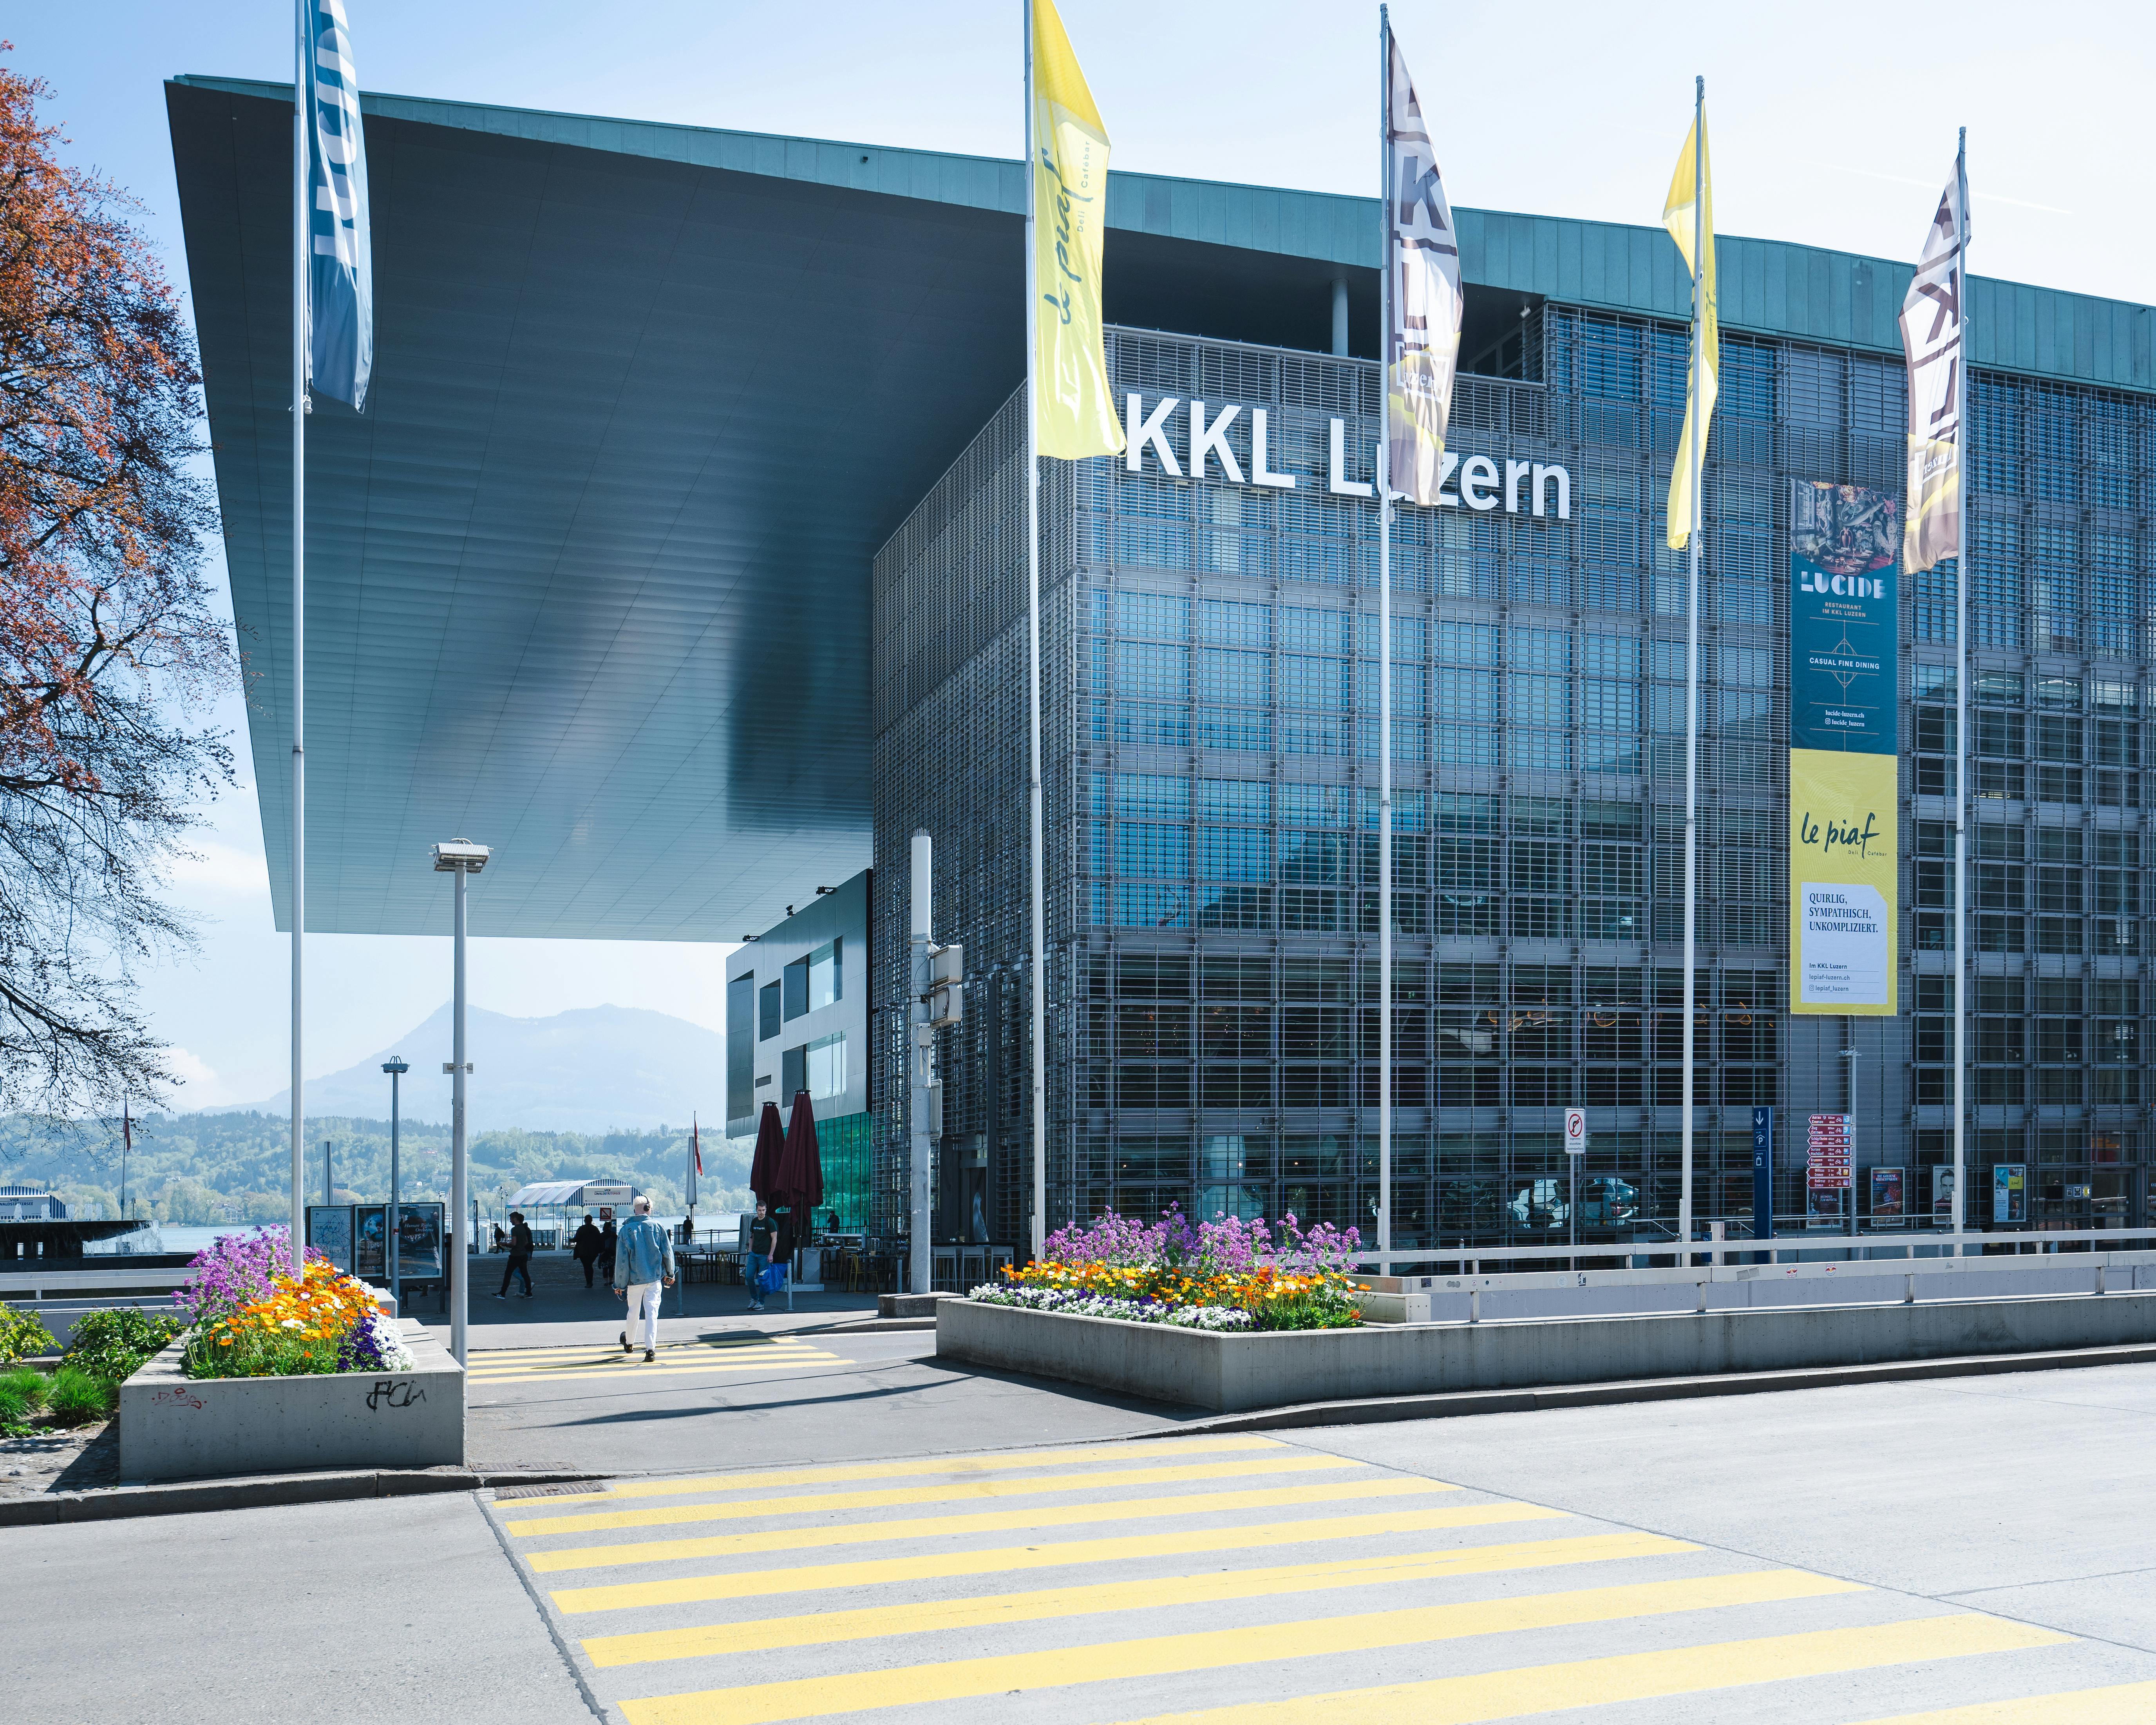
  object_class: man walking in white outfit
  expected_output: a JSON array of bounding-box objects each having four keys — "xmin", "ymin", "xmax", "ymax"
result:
[{"xmin": 611, "ymin": 1195, "xmax": 676, "ymax": 1363}]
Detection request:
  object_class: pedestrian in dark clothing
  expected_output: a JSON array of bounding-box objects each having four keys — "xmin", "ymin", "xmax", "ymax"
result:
[
  {"xmin": 494, "ymin": 1212, "xmax": 534, "ymax": 1298},
  {"xmin": 572, "ymin": 1215, "xmax": 602, "ymax": 1288},
  {"xmin": 744, "ymin": 1205, "xmax": 774, "ymax": 1314},
  {"xmin": 599, "ymin": 1217, "xmax": 618, "ymax": 1286}
]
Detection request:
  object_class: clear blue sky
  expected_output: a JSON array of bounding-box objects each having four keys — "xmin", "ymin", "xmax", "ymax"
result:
[{"xmin": 10, "ymin": 0, "xmax": 2149, "ymax": 1110}]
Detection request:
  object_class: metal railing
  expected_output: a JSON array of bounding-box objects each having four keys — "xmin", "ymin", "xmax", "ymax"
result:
[{"xmin": 1358, "ymin": 1224, "xmax": 2156, "ymax": 1278}]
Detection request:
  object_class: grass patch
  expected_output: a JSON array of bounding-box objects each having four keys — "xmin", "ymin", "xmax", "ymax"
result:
[{"xmin": 43, "ymin": 1365, "xmax": 114, "ymax": 1428}]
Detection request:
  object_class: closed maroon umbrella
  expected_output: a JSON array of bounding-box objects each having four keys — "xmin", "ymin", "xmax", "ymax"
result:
[
  {"xmin": 774, "ymin": 1090, "xmax": 825, "ymax": 1215},
  {"xmin": 748, "ymin": 1101, "xmax": 785, "ymax": 1203}
]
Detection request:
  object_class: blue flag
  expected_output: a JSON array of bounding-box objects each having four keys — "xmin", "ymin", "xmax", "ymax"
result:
[{"xmin": 304, "ymin": 0, "xmax": 373, "ymax": 409}]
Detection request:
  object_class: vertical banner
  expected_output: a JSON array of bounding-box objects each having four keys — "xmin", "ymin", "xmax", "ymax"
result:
[
  {"xmin": 1030, "ymin": 0, "xmax": 1124, "ymax": 462},
  {"xmin": 302, "ymin": 0, "xmax": 373, "ymax": 409},
  {"xmin": 1384, "ymin": 32, "xmax": 1462, "ymax": 506},
  {"xmin": 1789, "ymin": 480, "xmax": 1900, "ymax": 1015},
  {"xmin": 1900, "ymin": 159, "xmax": 1968, "ymax": 576}
]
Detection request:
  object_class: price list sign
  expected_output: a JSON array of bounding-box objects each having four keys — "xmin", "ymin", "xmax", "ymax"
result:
[{"xmin": 1807, "ymin": 1113, "xmax": 1854, "ymax": 1192}]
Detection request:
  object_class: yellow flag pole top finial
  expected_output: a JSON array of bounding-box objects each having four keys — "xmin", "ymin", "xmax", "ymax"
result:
[
  {"xmin": 1661, "ymin": 88, "xmax": 1717, "ymax": 551},
  {"xmin": 1031, "ymin": 0, "xmax": 1124, "ymax": 462}
]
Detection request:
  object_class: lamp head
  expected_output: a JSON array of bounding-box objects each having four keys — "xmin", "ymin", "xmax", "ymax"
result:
[
  {"xmin": 432, "ymin": 838, "xmax": 490, "ymax": 873},
  {"xmin": 382, "ymin": 1057, "xmax": 410, "ymax": 1075}
]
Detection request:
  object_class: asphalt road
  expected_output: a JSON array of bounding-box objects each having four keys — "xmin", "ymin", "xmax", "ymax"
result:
[
  {"xmin": 492, "ymin": 1396, "xmax": 2156, "ymax": 1725},
  {"xmin": 13, "ymin": 1358, "xmax": 2156, "ymax": 1724}
]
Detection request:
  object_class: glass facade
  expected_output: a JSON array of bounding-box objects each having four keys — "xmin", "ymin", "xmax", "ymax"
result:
[{"xmin": 872, "ymin": 312, "xmax": 2156, "ymax": 1254}]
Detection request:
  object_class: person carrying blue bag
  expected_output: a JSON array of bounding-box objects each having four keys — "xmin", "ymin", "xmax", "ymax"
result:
[
  {"xmin": 744, "ymin": 1204, "xmax": 775, "ymax": 1314},
  {"xmin": 611, "ymin": 1195, "xmax": 676, "ymax": 1362}
]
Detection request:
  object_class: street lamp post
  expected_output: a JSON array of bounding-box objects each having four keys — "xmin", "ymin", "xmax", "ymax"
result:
[
  {"xmin": 382, "ymin": 1056, "xmax": 409, "ymax": 1309},
  {"xmin": 432, "ymin": 840, "xmax": 490, "ymax": 1368}
]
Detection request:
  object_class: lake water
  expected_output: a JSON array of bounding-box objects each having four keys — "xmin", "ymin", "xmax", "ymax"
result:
[{"xmin": 148, "ymin": 1217, "xmax": 718, "ymax": 1260}]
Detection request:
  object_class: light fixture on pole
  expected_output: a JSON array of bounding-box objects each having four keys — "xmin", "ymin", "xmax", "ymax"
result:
[
  {"xmin": 432, "ymin": 839, "xmax": 489, "ymax": 1368},
  {"xmin": 382, "ymin": 1056, "xmax": 409, "ymax": 1310}
]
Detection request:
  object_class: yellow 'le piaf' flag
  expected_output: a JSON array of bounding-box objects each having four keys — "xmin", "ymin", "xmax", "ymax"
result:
[
  {"xmin": 1661, "ymin": 104, "xmax": 1717, "ymax": 549},
  {"xmin": 1031, "ymin": 0, "xmax": 1124, "ymax": 460}
]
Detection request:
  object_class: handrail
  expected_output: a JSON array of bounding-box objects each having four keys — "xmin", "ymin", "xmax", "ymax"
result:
[{"xmin": 1358, "ymin": 1224, "xmax": 2156, "ymax": 1274}]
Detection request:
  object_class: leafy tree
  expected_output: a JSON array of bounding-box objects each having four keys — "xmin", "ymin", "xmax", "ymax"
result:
[{"xmin": 0, "ymin": 50, "xmax": 231, "ymax": 1120}]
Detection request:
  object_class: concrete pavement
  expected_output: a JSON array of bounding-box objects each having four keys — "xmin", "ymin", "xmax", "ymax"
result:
[
  {"xmin": 467, "ymin": 1323, "xmax": 1195, "ymax": 1475},
  {"xmin": 6, "ymin": 1490, "xmax": 594, "ymax": 1725}
]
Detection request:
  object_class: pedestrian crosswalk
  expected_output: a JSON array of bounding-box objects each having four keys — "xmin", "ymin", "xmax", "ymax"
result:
[
  {"xmin": 486, "ymin": 1432, "xmax": 2155, "ymax": 1725},
  {"xmin": 466, "ymin": 1336, "xmax": 854, "ymax": 1390}
]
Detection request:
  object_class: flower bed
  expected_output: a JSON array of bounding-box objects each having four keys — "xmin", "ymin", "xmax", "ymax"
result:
[
  {"xmin": 966, "ymin": 1284, "xmax": 1252, "ymax": 1330},
  {"xmin": 977, "ymin": 1208, "xmax": 1365, "ymax": 1332},
  {"xmin": 176, "ymin": 1229, "xmax": 413, "ymax": 1380}
]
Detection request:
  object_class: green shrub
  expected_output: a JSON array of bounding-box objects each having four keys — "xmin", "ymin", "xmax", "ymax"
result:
[
  {"xmin": 0, "ymin": 1365, "xmax": 49, "ymax": 1428},
  {"xmin": 63, "ymin": 1306, "xmax": 185, "ymax": 1386},
  {"xmin": 43, "ymin": 1365, "xmax": 113, "ymax": 1427},
  {"xmin": 0, "ymin": 1304, "xmax": 56, "ymax": 1367}
]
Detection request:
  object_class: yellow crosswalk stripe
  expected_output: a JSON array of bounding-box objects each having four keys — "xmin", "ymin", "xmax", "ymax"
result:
[
  {"xmin": 550, "ymin": 1502, "xmax": 1568, "ymax": 1613},
  {"xmin": 1847, "ymin": 1683, "xmax": 2156, "ymax": 1724},
  {"xmin": 532, "ymin": 1435, "xmax": 1285, "ymax": 1506},
  {"xmin": 526, "ymin": 1477, "xmax": 1467, "ymax": 1574},
  {"xmin": 616, "ymin": 1569, "xmax": 1864, "ymax": 1725},
  {"xmin": 1111, "ymin": 1614, "xmax": 2072, "ymax": 1725},
  {"xmin": 470, "ymin": 1359, "xmax": 851, "ymax": 1387},
  {"xmin": 505, "ymin": 1455, "xmax": 1365, "ymax": 1536},
  {"xmin": 581, "ymin": 1531, "xmax": 1697, "ymax": 1666}
]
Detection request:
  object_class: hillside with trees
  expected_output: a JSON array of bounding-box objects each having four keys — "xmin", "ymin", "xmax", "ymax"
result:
[{"xmin": 0, "ymin": 1111, "xmax": 751, "ymax": 1224}]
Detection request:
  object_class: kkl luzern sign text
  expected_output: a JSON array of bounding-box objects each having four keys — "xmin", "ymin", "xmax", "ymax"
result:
[{"xmin": 1120, "ymin": 393, "xmax": 1572, "ymax": 519}]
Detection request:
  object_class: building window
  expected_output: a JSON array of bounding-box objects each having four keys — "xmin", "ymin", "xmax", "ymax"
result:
[
  {"xmin": 760, "ymin": 980, "xmax": 781, "ymax": 1040},
  {"xmin": 727, "ymin": 974, "xmax": 754, "ymax": 1119},
  {"xmin": 805, "ymin": 1031, "xmax": 846, "ymax": 1101},
  {"xmin": 809, "ymin": 938, "xmax": 842, "ymax": 1011},
  {"xmin": 783, "ymin": 956, "xmax": 809, "ymax": 1021}
]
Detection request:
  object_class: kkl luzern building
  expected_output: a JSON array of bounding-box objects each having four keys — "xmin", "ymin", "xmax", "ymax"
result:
[
  {"xmin": 164, "ymin": 81, "xmax": 2155, "ymax": 1260},
  {"xmin": 873, "ymin": 311, "xmax": 2156, "ymax": 1257}
]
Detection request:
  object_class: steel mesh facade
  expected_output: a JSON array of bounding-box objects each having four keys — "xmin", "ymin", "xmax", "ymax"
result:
[{"xmin": 870, "ymin": 313, "xmax": 2156, "ymax": 1254}]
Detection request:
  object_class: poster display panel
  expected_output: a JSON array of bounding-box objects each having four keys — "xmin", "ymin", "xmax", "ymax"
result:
[
  {"xmin": 304, "ymin": 1204, "xmax": 355, "ymax": 1273},
  {"xmin": 1788, "ymin": 481, "xmax": 1899, "ymax": 1015},
  {"xmin": 1992, "ymin": 1163, "xmax": 2027, "ymax": 1225},
  {"xmin": 1870, "ymin": 1166, "xmax": 1906, "ymax": 1225}
]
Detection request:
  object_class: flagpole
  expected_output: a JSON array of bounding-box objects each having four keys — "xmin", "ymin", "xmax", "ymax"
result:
[
  {"xmin": 1023, "ymin": 0, "xmax": 1048, "ymax": 1263},
  {"xmin": 1678, "ymin": 74, "xmax": 1703, "ymax": 1263},
  {"xmin": 1951, "ymin": 126, "xmax": 1970, "ymax": 1256},
  {"xmin": 1375, "ymin": 6, "xmax": 1393, "ymax": 1273},
  {"xmin": 289, "ymin": 0, "xmax": 309, "ymax": 1280}
]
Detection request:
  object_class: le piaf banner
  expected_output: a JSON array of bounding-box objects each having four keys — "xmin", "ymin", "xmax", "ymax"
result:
[{"xmin": 1788, "ymin": 481, "xmax": 1900, "ymax": 1016}]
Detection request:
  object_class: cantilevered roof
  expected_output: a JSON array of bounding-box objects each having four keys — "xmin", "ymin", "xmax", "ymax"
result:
[{"xmin": 168, "ymin": 77, "xmax": 2155, "ymax": 940}]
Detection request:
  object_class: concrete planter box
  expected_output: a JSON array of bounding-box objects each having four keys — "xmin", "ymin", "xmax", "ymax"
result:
[
  {"xmin": 118, "ymin": 1320, "xmax": 464, "ymax": 1483},
  {"xmin": 938, "ymin": 1291, "xmax": 2156, "ymax": 1414}
]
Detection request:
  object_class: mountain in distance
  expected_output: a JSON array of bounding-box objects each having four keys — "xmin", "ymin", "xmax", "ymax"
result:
[{"xmin": 205, "ymin": 1003, "xmax": 723, "ymax": 1134}]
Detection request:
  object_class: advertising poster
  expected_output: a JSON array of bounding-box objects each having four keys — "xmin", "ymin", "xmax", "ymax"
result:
[
  {"xmin": 304, "ymin": 1204, "xmax": 355, "ymax": 1274},
  {"xmin": 1788, "ymin": 481, "xmax": 1899, "ymax": 1015},
  {"xmin": 1992, "ymin": 1163, "xmax": 2027, "ymax": 1225},
  {"xmin": 1870, "ymin": 1166, "xmax": 1906, "ymax": 1225}
]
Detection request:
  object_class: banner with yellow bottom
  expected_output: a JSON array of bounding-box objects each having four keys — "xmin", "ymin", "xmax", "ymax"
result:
[{"xmin": 1789, "ymin": 747, "xmax": 1897, "ymax": 1016}]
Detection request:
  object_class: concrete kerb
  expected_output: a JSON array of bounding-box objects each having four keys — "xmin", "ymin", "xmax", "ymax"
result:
[
  {"xmin": 0, "ymin": 1466, "xmax": 611, "ymax": 1528},
  {"xmin": 1128, "ymin": 1338, "xmax": 2156, "ymax": 1435},
  {"xmin": 939, "ymin": 1289, "xmax": 2156, "ymax": 1414}
]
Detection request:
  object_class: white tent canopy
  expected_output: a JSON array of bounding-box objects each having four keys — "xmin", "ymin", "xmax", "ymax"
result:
[{"xmin": 506, "ymin": 1180, "xmax": 637, "ymax": 1209}]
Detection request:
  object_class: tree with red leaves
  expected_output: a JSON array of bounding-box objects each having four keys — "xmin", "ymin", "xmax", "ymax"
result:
[{"xmin": 0, "ymin": 46, "xmax": 232, "ymax": 1117}]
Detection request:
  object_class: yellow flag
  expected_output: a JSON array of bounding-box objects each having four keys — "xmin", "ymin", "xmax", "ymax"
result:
[
  {"xmin": 1031, "ymin": 0, "xmax": 1123, "ymax": 461},
  {"xmin": 1662, "ymin": 103, "xmax": 1717, "ymax": 550}
]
